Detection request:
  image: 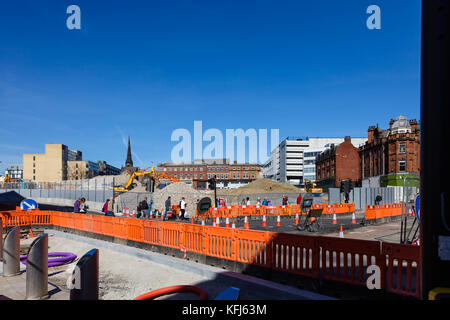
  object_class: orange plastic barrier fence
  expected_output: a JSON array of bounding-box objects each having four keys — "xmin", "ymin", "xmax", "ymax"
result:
[
  {"xmin": 382, "ymin": 243, "xmax": 420, "ymax": 297},
  {"xmin": 319, "ymin": 237, "xmax": 384, "ymax": 287},
  {"xmin": 0, "ymin": 209, "xmax": 420, "ymax": 298},
  {"xmin": 365, "ymin": 204, "xmax": 404, "ymax": 220}
]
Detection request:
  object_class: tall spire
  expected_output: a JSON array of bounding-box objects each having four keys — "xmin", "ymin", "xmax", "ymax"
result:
[{"xmin": 125, "ymin": 136, "xmax": 133, "ymax": 167}]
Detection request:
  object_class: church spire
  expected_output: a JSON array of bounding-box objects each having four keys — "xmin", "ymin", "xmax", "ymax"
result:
[{"xmin": 125, "ymin": 136, "xmax": 133, "ymax": 167}]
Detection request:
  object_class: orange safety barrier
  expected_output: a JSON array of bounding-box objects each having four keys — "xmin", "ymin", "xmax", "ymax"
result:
[
  {"xmin": 319, "ymin": 236, "xmax": 384, "ymax": 287},
  {"xmin": 1, "ymin": 208, "xmax": 421, "ymax": 298},
  {"xmin": 382, "ymin": 242, "xmax": 420, "ymax": 298},
  {"xmin": 365, "ymin": 203, "xmax": 405, "ymax": 220}
]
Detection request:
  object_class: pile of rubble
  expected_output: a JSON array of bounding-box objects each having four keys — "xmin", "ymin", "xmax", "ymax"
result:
[
  {"xmin": 217, "ymin": 178, "xmax": 300, "ymax": 196},
  {"xmin": 151, "ymin": 182, "xmax": 214, "ymax": 214}
]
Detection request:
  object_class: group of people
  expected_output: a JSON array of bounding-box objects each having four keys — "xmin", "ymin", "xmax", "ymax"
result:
[
  {"xmin": 164, "ymin": 196, "xmax": 188, "ymax": 221},
  {"xmin": 102, "ymin": 198, "xmax": 115, "ymax": 216},
  {"xmin": 73, "ymin": 198, "xmax": 88, "ymax": 213}
]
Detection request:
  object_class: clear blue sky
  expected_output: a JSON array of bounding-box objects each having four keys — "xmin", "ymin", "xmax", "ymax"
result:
[{"xmin": 0, "ymin": 0, "xmax": 421, "ymax": 172}]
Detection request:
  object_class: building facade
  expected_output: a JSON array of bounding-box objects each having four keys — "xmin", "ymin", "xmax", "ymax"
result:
[
  {"xmin": 157, "ymin": 159, "xmax": 262, "ymax": 190},
  {"xmin": 359, "ymin": 116, "xmax": 420, "ymax": 187},
  {"xmin": 4, "ymin": 165, "xmax": 23, "ymax": 181},
  {"xmin": 23, "ymin": 144, "xmax": 70, "ymax": 182},
  {"xmin": 67, "ymin": 161, "xmax": 100, "ymax": 180},
  {"xmin": 23, "ymin": 144, "xmax": 120, "ymax": 182},
  {"xmin": 263, "ymin": 137, "xmax": 367, "ymax": 186},
  {"xmin": 315, "ymin": 136, "xmax": 361, "ymax": 191}
]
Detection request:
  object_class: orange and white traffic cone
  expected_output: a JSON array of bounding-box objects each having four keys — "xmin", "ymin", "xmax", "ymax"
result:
[
  {"xmin": 276, "ymin": 215, "xmax": 282, "ymax": 227},
  {"xmin": 29, "ymin": 228, "xmax": 34, "ymax": 238},
  {"xmin": 294, "ymin": 213, "xmax": 299, "ymax": 225},
  {"xmin": 332, "ymin": 213, "xmax": 337, "ymax": 225},
  {"xmin": 339, "ymin": 225, "xmax": 344, "ymax": 238},
  {"xmin": 216, "ymin": 217, "xmax": 220, "ymax": 227},
  {"xmin": 231, "ymin": 218, "xmax": 236, "ymax": 228},
  {"xmin": 351, "ymin": 212, "xmax": 356, "ymax": 224},
  {"xmin": 201, "ymin": 217, "xmax": 205, "ymax": 226},
  {"xmin": 212, "ymin": 218, "xmax": 216, "ymax": 227},
  {"xmin": 191, "ymin": 216, "xmax": 195, "ymax": 224},
  {"xmin": 262, "ymin": 215, "xmax": 267, "ymax": 227},
  {"xmin": 225, "ymin": 217, "xmax": 230, "ymax": 228},
  {"xmin": 244, "ymin": 216, "xmax": 250, "ymax": 229}
]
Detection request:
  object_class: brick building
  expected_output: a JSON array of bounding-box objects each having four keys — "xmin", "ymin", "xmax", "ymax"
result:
[
  {"xmin": 315, "ymin": 136, "xmax": 361, "ymax": 191},
  {"xmin": 359, "ymin": 116, "xmax": 420, "ymax": 187},
  {"xmin": 157, "ymin": 159, "xmax": 262, "ymax": 190}
]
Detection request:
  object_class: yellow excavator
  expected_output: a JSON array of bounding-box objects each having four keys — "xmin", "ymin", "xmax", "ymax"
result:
[
  {"xmin": 1, "ymin": 174, "xmax": 11, "ymax": 188},
  {"xmin": 304, "ymin": 179, "xmax": 323, "ymax": 193},
  {"xmin": 113, "ymin": 166, "xmax": 179, "ymax": 192}
]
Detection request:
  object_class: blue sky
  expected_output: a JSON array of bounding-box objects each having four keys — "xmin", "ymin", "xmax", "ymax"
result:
[{"xmin": 0, "ymin": 0, "xmax": 421, "ymax": 172}]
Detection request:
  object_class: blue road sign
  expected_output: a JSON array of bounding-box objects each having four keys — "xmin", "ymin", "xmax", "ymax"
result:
[
  {"xmin": 415, "ymin": 194, "xmax": 420, "ymax": 222},
  {"xmin": 20, "ymin": 198, "xmax": 38, "ymax": 210}
]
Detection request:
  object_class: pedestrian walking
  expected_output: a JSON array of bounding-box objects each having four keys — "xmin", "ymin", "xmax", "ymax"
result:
[
  {"xmin": 180, "ymin": 197, "xmax": 187, "ymax": 220},
  {"xmin": 139, "ymin": 197, "xmax": 149, "ymax": 218},
  {"xmin": 164, "ymin": 196, "xmax": 171, "ymax": 221},
  {"xmin": 103, "ymin": 199, "xmax": 109, "ymax": 215},
  {"xmin": 107, "ymin": 197, "xmax": 115, "ymax": 217}
]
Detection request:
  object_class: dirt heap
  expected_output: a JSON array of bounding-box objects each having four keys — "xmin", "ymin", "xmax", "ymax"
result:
[
  {"xmin": 151, "ymin": 182, "xmax": 213, "ymax": 214},
  {"xmin": 217, "ymin": 179, "xmax": 300, "ymax": 196}
]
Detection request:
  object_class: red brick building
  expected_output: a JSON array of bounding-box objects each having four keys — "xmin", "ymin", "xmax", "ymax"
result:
[
  {"xmin": 315, "ymin": 136, "xmax": 361, "ymax": 191},
  {"xmin": 359, "ymin": 116, "xmax": 420, "ymax": 187},
  {"xmin": 157, "ymin": 159, "xmax": 262, "ymax": 190}
]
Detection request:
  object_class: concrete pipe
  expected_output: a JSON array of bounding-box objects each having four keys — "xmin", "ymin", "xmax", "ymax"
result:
[
  {"xmin": 70, "ymin": 248, "xmax": 99, "ymax": 300},
  {"xmin": 26, "ymin": 233, "xmax": 49, "ymax": 300},
  {"xmin": 2, "ymin": 226, "xmax": 21, "ymax": 277}
]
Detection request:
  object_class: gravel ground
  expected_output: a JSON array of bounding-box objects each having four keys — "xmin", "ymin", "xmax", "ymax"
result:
[{"xmin": 30, "ymin": 234, "xmax": 222, "ymax": 300}]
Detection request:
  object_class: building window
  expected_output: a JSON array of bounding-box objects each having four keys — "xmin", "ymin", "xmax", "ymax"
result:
[
  {"xmin": 33, "ymin": 176, "xmax": 35, "ymax": 180},
  {"xmin": 33, "ymin": 169, "xmax": 35, "ymax": 174},
  {"xmin": 399, "ymin": 143, "xmax": 406, "ymax": 154},
  {"xmin": 33, "ymin": 156, "xmax": 35, "ymax": 161},
  {"xmin": 399, "ymin": 160, "xmax": 406, "ymax": 172}
]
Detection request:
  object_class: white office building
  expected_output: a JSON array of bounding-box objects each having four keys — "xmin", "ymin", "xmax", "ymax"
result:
[{"xmin": 263, "ymin": 137, "xmax": 367, "ymax": 186}]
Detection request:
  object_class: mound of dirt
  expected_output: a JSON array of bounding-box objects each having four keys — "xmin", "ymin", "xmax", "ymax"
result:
[{"xmin": 217, "ymin": 179, "xmax": 300, "ymax": 196}]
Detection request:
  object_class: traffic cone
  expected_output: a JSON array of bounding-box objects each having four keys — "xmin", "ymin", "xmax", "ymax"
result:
[
  {"xmin": 225, "ymin": 217, "xmax": 230, "ymax": 228},
  {"xmin": 351, "ymin": 212, "xmax": 356, "ymax": 224},
  {"xmin": 231, "ymin": 219, "xmax": 236, "ymax": 228},
  {"xmin": 216, "ymin": 217, "xmax": 220, "ymax": 227},
  {"xmin": 244, "ymin": 216, "xmax": 250, "ymax": 229},
  {"xmin": 201, "ymin": 217, "xmax": 205, "ymax": 226},
  {"xmin": 212, "ymin": 219, "xmax": 216, "ymax": 227},
  {"xmin": 332, "ymin": 213, "xmax": 337, "ymax": 225},
  {"xmin": 191, "ymin": 216, "xmax": 195, "ymax": 224},
  {"xmin": 262, "ymin": 215, "xmax": 267, "ymax": 227},
  {"xmin": 339, "ymin": 225, "xmax": 344, "ymax": 238},
  {"xmin": 294, "ymin": 213, "xmax": 299, "ymax": 225},
  {"xmin": 276, "ymin": 215, "xmax": 282, "ymax": 227},
  {"xmin": 29, "ymin": 228, "xmax": 34, "ymax": 238}
]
